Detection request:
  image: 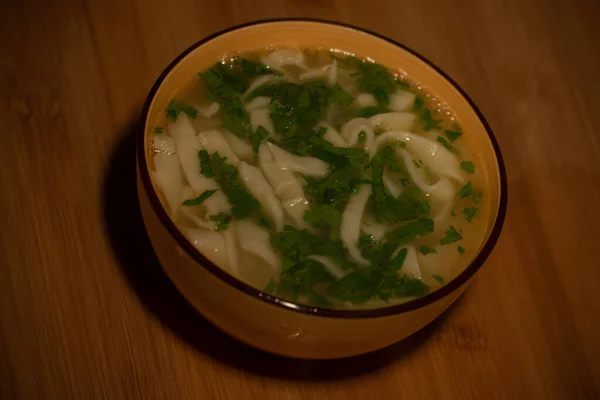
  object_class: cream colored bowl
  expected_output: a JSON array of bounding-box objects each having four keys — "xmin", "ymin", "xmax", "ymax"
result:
[{"xmin": 137, "ymin": 19, "xmax": 507, "ymax": 359}]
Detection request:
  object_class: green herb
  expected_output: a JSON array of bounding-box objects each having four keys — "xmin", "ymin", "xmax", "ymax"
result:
[
  {"xmin": 270, "ymin": 227, "xmax": 349, "ymax": 306},
  {"xmin": 303, "ymin": 204, "xmax": 341, "ymax": 240},
  {"xmin": 264, "ymin": 278, "xmax": 277, "ymax": 294},
  {"xmin": 389, "ymin": 248, "xmax": 408, "ymax": 273},
  {"xmin": 199, "ymin": 63, "xmax": 245, "ymax": 100},
  {"xmin": 153, "ymin": 127, "xmax": 163, "ymax": 135},
  {"xmin": 330, "ymin": 84, "xmax": 353, "ymax": 106},
  {"xmin": 458, "ymin": 181, "xmax": 473, "ymax": 198},
  {"xmin": 356, "ymin": 106, "xmax": 388, "ymax": 118},
  {"xmin": 328, "ymin": 269, "xmax": 380, "ymax": 303},
  {"xmin": 386, "ymin": 218, "xmax": 435, "ymax": 247},
  {"xmin": 440, "ymin": 225, "xmax": 462, "ymax": 245},
  {"xmin": 200, "ymin": 59, "xmax": 276, "ymax": 101},
  {"xmin": 461, "ymin": 161, "xmax": 475, "ymax": 174},
  {"xmin": 445, "ymin": 129, "xmax": 462, "ymax": 141},
  {"xmin": 199, "ymin": 60, "xmax": 274, "ymax": 139},
  {"xmin": 395, "ymin": 277, "xmax": 430, "ymax": 297},
  {"xmin": 413, "ymin": 97, "xmax": 441, "ymax": 131},
  {"xmin": 371, "ymin": 152, "xmax": 430, "ymax": 223},
  {"xmin": 436, "ymin": 136, "xmax": 454, "ymax": 152},
  {"xmin": 182, "ymin": 189, "xmax": 218, "ymax": 206},
  {"xmin": 250, "ymin": 125, "xmax": 269, "ymax": 153},
  {"xmin": 198, "ymin": 150, "xmax": 214, "ymax": 178},
  {"xmin": 413, "ymin": 160, "xmax": 421, "ymax": 168},
  {"xmin": 206, "ymin": 152, "xmax": 261, "ymax": 219},
  {"xmin": 451, "ymin": 208, "xmax": 457, "ymax": 216},
  {"xmin": 268, "ymin": 80, "xmax": 331, "ymax": 140},
  {"xmin": 333, "ymin": 54, "xmax": 399, "ymax": 106},
  {"xmin": 271, "ymin": 226, "xmax": 349, "ymax": 271},
  {"xmin": 276, "ymin": 259, "xmax": 334, "ymax": 307},
  {"xmin": 327, "ymin": 237, "xmax": 430, "ymax": 303},
  {"xmin": 458, "ymin": 181, "xmax": 482, "ymax": 203},
  {"xmin": 463, "ymin": 207, "xmax": 478, "ymax": 222},
  {"xmin": 420, "ymin": 108, "xmax": 442, "ymax": 131},
  {"xmin": 240, "ymin": 58, "xmax": 279, "ymax": 77},
  {"xmin": 357, "ymin": 131, "xmax": 367, "ymax": 145},
  {"xmin": 398, "ymin": 141, "xmax": 407, "ymax": 148},
  {"xmin": 221, "ymin": 97, "xmax": 253, "ymax": 138},
  {"xmin": 457, "ymin": 245, "xmax": 465, "ymax": 254},
  {"xmin": 258, "ymin": 215, "xmax": 272, "ymax": 229},
  {"xmin": 419, "ymin": 245, "xmax": 437, "ymax": 255},
  {"xmin": 432, "ymin": 275, "xmax": 444, "ymax": 284},
  {"xmin": 166, "ymin": 99, "xmax": 198, "ymax": 121},
  {"xmin": 413, "ymin": 96, "xmax": 424, "ymax": 112},
  {"xmin": 358, "ymin": 234, "xmax": 383, "ymax": 260},
  {"xmin": 380, "ymin": 146, "xmax": 403, "ymax": 172},
  {"xmin": 210, "ymin": 213, "xmax": 232, "ymax": 231}
]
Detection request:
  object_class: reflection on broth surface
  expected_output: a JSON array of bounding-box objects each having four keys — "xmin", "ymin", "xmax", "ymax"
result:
[{"xmin": 150, "ymin": 48, "xmax": 487, "ymax": 309}]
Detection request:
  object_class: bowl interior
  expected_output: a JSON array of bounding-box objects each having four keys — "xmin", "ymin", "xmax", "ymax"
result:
[{"xmin": 140, "ymin": 20, "xmax": 505, "ymax": 315}]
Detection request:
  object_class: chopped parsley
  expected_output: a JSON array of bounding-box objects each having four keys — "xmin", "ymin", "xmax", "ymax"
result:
[
  {"xmin": 357, "ymin": 131, "xmax": 367, "ymax": 145},
  {"xmin": 444, "ymin": 129, "xmax": 462, "ymax": 141},
  {"xmin": 385, "ymin": 218, "xmax": 435, "ymax": 247},
  {"xmin": 458, "ymin": 181, "xmax": 473, "ymax": 198},
  {"xmin": 268, "ymin": 80, "xmax": 331, "ymax": 139},
  {"xmin": 413, "ymin": 96, "xmax": 424, "ymax": 112},
  {"xmin": 358, "ymin": 234, "xmax": 383, "ymax": 260},
  {"xmin": 420, "ymin": 109, "xmax": 442, "ymax": 131},
  {"xmin": 199, "ymin": 60, "xmax": 276, "ymax": 138},
  {"xmin": 432, "ymin": 275, "xmax": 444, "ymax": 284},
  {"xmin": 440, "ymin": 225, "xmax": 463, "ymax": 245},
  {"xmin": 436, "ymin": 136, "xmax": 454, "ymax": 152},
  {"xmin": 182, "ymin": 189, "xmax": 218, "ymax": 206},
  {"xmin": 264, "ymin": 278, "xmax": 277, "ymax": 294},
  {"xmin": 460, "ymin": 161, "xmax": 475, "ymax": 174},
  {"xmin": 250, "ymin": 125, "xmax": 269, "ymax": 153},
  {"xmin": 413, "ymin": 97, "xmax": 441, "ymax": 130},
  {"xmin": 463, "ymin": 207, "xmax": 478, "ymax": 222},
  {"xmin": 210, "ymin": 213, "xmax": 232, "ymax": 231},
  {"xmin": 451, "ymin": 208, "xmax": 457, "ymax": 217},
  {"xmin": 303, "ymin": 204, "xmax": 342, "ymax": 240},
  {"xmin": 328, "ymin": 248, "xmax": 429, "ymax": 303},
  {"xmin": 457, "ymin": 245, "xmax": 465, "ymax": 254},
  {"xmin": 330, "ymin": 84, "xmax": 354, "ymax": 106},
  {"xmin": 372, "ymin": 151, "xmax": 431, "ymax": 223},
  {"xmin": 419, "ymin": 245, "xmax": 437, "ymax": 255},
  {"xmin": 166, "ymin": 99, "xmax": 197, "ymax": 121},
  {"xmin": 356, "ymin": 106, "xmax": 389, "ymax": 118},
  {"xmin": 153, "ymin": 127, "xmax": 163, "ymax": 135},
  {"xmin": 380, "ymin": 145, "xmax": 403, "ymax": 172},
  {"xmin": 458, "ymin": 181, "xmax": 482, "ymax": 204},
  {"xmin": 198, "ymin": 150, "xmax": 214, "ymax": 178},
  {"xmin": 203, "ymin": 152, "xmax": 261, "ymax": 220}
]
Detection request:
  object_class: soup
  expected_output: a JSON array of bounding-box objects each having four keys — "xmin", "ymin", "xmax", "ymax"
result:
[{"xmin": 150, "ymin": 48, "xmax": 486, "ymax": 309}]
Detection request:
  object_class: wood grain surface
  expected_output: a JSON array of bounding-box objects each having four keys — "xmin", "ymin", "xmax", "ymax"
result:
[{"xmin": 1, "ymin": 0, "xmax": 599, "ymax": 398}]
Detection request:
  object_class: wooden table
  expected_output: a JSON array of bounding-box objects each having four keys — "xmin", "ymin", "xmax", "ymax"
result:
[{"xmin": 1, "ymin": 0, "xmax": 599, "ymax": 398}]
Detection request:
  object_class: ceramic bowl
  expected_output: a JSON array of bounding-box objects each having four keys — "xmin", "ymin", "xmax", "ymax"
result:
[{"xmin": 137, "ymin": 19, "xmax": 507, "ymax": 359}]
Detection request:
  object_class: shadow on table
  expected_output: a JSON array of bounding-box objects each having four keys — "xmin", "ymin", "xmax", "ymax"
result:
[{"xmin": 102, "ymin": 124, "xmax": 462, "ymax": 382}]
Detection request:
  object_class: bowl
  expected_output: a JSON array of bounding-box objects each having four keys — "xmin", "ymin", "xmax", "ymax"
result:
[{"xmin": 137, "ymin": 19, "xmax": 507, "ymax": 359}]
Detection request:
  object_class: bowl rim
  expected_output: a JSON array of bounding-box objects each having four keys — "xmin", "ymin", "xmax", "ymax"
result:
[{"xmin": 137, "ymin": 18, "xmax": 508, "ymax": 319}]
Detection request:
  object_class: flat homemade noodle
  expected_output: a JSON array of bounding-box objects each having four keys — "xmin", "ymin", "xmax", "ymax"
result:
[{"xmin": 150, "ymin": 48, "xmax": 486, "ymax": 309}]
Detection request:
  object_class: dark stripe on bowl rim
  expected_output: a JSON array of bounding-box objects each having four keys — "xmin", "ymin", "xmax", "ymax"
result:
[{"xmin": 137, "ymin": 18, "xmax": 508, "ymax": 319}]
